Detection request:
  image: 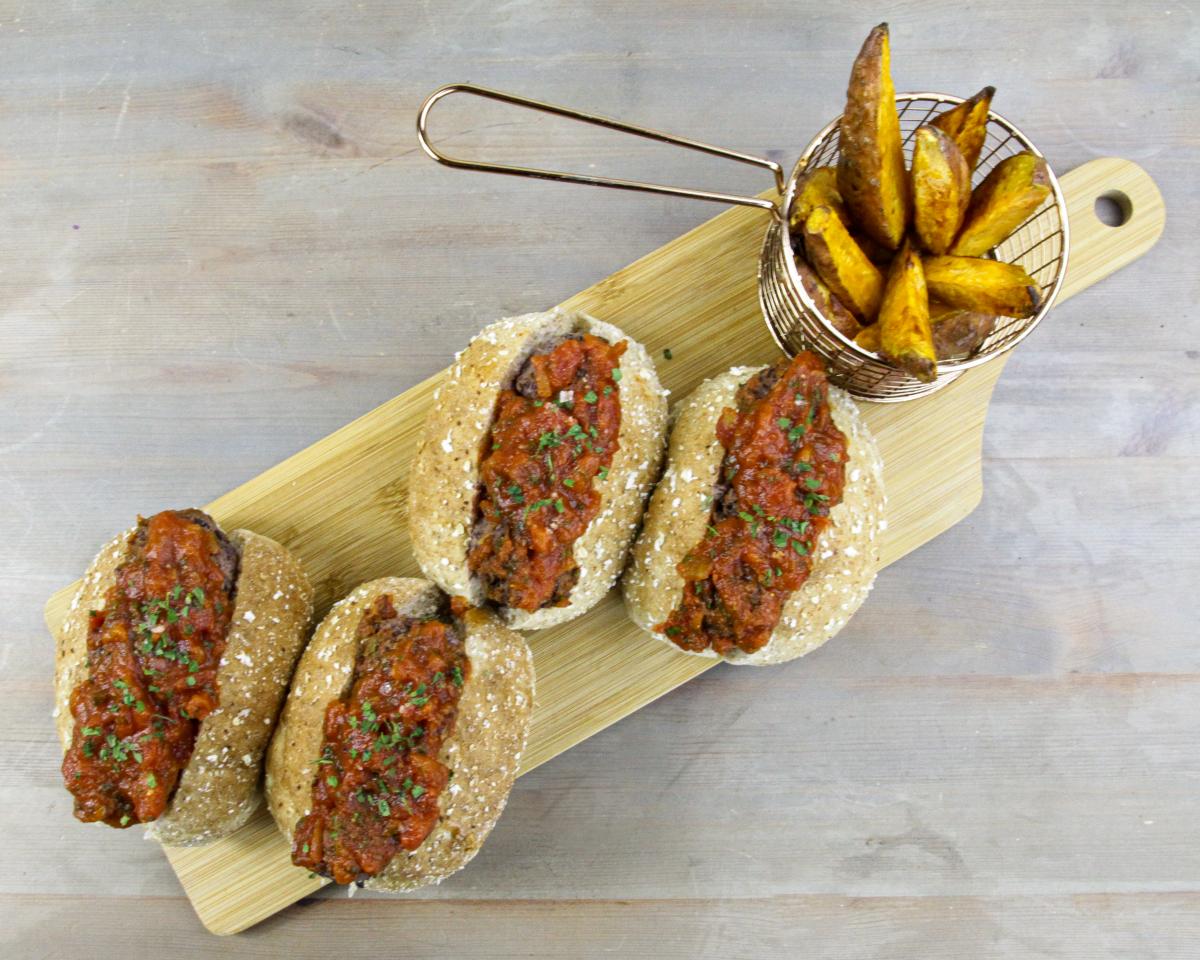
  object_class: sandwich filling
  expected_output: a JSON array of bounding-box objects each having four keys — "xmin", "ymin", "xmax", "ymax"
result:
[
  {"xmin": 658, "ymin": 352, "xmax": 848, "ymax": 655},
  {"xmin": 293, "ymin": 594, "xmax": 471, "ymax": 884},
  {"xmin": 469, "ymin": 332, "xmax": 625, "ymax": 612},
  {"xmin": 62, "ymin": 509, "xmax": 239, "ymax": 826}
]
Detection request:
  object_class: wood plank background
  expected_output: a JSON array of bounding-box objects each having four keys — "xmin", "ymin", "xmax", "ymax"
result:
[{"xmin": 2, "ymin": 1, "xmax": 1196, "ymax": 956}]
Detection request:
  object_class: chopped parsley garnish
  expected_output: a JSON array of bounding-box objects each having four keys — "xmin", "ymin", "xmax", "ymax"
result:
[{"xmin": 407, "ymin": 684, "xmax": 429, "ymax": 707}]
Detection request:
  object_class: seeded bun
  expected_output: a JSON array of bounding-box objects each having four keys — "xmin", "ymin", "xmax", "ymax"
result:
[
  {"xmin": 54, "ymin": 524, "xmax": 314, "ymax": 845},
  {"xmin": 264, "ymin": 577, "xmax": 535, "ymax": 893},
  {"xmin": 410, "ymin": 310, "xmax": 668, "ymax": 631},
  {"xmin": 622, "ymin": 367, "xmax": 886, "ymax": 665}
]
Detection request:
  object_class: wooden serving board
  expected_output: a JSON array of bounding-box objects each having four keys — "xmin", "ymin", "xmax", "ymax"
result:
[{"xmin": 44, "ymin": 157, "xmax": 1163, "ymax": 935}]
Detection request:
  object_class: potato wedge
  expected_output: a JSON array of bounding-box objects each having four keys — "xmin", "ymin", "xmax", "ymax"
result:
[
  {"xmin": 878, "ymin": 240, "xmax": 936, "ymax": 382},
  {"xmin": 854, "ymin": 322, "xmax": 881, "ymax": 353},
  {"xmin": 911, "ymin": 126, "xmax": 970, "ymax": 254},
  {"xmin": 930, "ymin": 86, "xmax": 995, "ymax": 172},
  {"xmin": 923, "ymin": 255, "xmax": 1041, "ymax": 317},
  {"xmin": 930, "ymin": 300, "xmax": 996, "ymax": 359},
  {"xmin": 794, "ymin": 253, "xmax": 861, "ymax": 339},
  {"xmin": 950, "ymin": 152, "xmax": 1051, "ymax": 257},
  {"xmin": 836, "ymin": 23, "xmax": 908, "ymax": 250},
  {"xmin": 788, "ymin": 167, "xmax": 846, "ymax": 233},
  {"xmin": 802, "ymin": 205, "xmax": 884, "ymax": 321},
  {"xmin": 850, "ymin": 228, "xmax": 895, "ymax": 265}
]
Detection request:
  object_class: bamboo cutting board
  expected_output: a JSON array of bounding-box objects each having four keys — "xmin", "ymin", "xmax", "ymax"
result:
[{"xmin": 43, "ymin": 157, "xmax": 1163, "ymax": 934}]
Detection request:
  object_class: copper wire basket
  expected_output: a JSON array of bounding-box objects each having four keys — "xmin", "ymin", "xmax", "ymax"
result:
[
  {"xmin": 417, "ymin": 85, "xmax": 1069, "ymax": 402},
  {"xmin": 765, "ymin": 93, "xmax": 1069, "ymax": 400}
]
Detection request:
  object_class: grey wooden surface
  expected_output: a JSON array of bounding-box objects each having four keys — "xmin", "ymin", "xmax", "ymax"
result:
[{"xmin": 3, "ymin": 1, "xmax": 1197, "ymax": 956}]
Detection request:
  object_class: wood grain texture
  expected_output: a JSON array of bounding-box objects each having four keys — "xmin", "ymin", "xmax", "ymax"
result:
[
  {"xmin": 39, "ymin": 156, "xmax": 1165, "ymax": 935},
  {"xmin": 4, "ymin": 1, "xmax": 1197, "ymax": 956}
]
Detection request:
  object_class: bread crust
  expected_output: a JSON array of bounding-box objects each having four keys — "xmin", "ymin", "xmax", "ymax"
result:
[
  {"xmin": 264, "ymin": 577, "xmax": 535, "ymax": 892},
  {"xmin": 410, "ymin": 310, "xmax": 668, "ymax": 630},
  {"xmin": 622, "ymin": 367, "xmax": 886, "ymax": 665},
  {"xmin": 54, "ymin": 524, "xmax": 314, "ymax": 845}
]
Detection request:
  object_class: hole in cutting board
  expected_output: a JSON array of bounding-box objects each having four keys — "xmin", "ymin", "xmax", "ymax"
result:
[{"xmin": 1094, "ymin": 190, "xmax": 1133, "ymax": 227}]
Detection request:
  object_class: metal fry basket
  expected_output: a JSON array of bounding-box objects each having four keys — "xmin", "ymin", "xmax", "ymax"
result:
[{"xmin": 417, "ymin": 85, "xmax": 1069, "ymax": 402}]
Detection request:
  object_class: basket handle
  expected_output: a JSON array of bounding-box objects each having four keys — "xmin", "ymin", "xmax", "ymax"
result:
[{"xmin": 416, "ymin": 83, "xmax": 785, "ymax": 217}]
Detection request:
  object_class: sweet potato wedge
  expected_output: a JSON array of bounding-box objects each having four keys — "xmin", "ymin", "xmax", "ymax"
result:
[
  {"xmin": 950, "ymin": 152, "xmax": 1051, "ymax": 257},
  {"xmin": 911, "ymin": 126, "xmax": 970, "ymax": 254},
  {"xmin": 878, "ymin": 240, "xmax": 936, "ymax": 382},
  {"xmin": 923, "ymin": 255, "xmax": 1041, "ymax": 317},
  {"xmin": 930, "ymin": 86, "xmax": 995, "ymax": 172},
  {"xmin": 788, "ymin": 167, "xmax": 846, "ymax": 233},
  {"xmin": 802, "ymin": 205, "xmax": 885, "ymax": 321},
  {"xmin": 930, "ymin": 300, "xmax": 996, "ymax": 359},
  {"xmin": 836, "ymin": 23, "xmax": 908, "ymax": 250},
  {"xmin": 854, "ymin": 322, "xmax": 882, "ymax": 353},
  {"xmin": 794, "ymin": 253, "xmax": 861, "ymax": 339}
]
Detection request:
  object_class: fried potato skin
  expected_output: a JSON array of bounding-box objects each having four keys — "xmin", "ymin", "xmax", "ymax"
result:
[
  {"xmin": 794, "ymin": 253, "xmax": 861, "ymax": 339},
  {"xmin": 849, "ymin": 228, "xmax": 895, "ymax": 266},
  {"xmin": 930, "ymin": 86, "xmax": 995, "ymax": 172},
  {"xmin": 802, "ymin": 205, "xmax": 885, "ymax": 321},
  {"xmin": 923, "ymin": 255, "xmax": 1041, "ymax": 317},
  {"xmin": 950, "ymin": 152, "xmax": 1051, "ymax": 257},
  {"xmin": 836, "ymin": 23, "xmax": 908, "ymax": 250},
  {"xmin": 911, "ymin": 126, "xmax": 970, "ymax": 255},
  {"xmin": 878, "ymin": 240, "xmax": 935, "ymax": 382},
  {"xmin": 854, "ymin": 322, "xmax": 881, "ymax": 353},
  {"xmin": 788, "ymin": 167, "xmax": 846, "ymax": 233},
  {"xmin": 930, "ymin": 301, "xmax": 996, "ymax": 359}
]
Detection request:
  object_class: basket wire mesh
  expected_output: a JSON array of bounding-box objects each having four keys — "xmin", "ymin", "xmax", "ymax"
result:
[
  {"xmin": 763, "ymin": 93, "xmax": 1070, "ymax": 401},
  {"xmin": 417, "ymin": 85, "xmax": 1069, "ymax": 402}
]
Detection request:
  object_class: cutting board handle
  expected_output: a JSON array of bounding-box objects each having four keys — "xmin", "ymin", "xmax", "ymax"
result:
[{"xmin": 1055, "ymin": 157, "xmax": 1165, "ymax": 303}]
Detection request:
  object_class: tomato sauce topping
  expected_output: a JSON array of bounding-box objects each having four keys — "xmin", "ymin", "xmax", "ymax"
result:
[
  {"xmin": 469, "ymin": 333, "xmax": 625, "ymax": 612},
  {"xmin": 61, "ymin": 509, "xmax": 239, "ymax": 827},
  {"xmin": 292, "ymin": 594, "xmax": 472, "ymax": 884},
  {"xmin": 658, "ymin": 352, "xmax": 848, "ymax": 656}
]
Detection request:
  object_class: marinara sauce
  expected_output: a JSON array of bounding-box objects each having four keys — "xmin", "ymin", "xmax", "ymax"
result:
[
  {"xmin": 62, "ymin": 509, "xmax": 239, "ymax": 827},
  {"xmin": 469, "ymin": 333, "xmax": 625, "ymax": 612},
  {"xmin": 292, "ymin": 594, "xmax": 471, "ymax": 884},
  {"xmin": 658, "ymin": 352, "xmax": 848, "ymax": 656}
]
